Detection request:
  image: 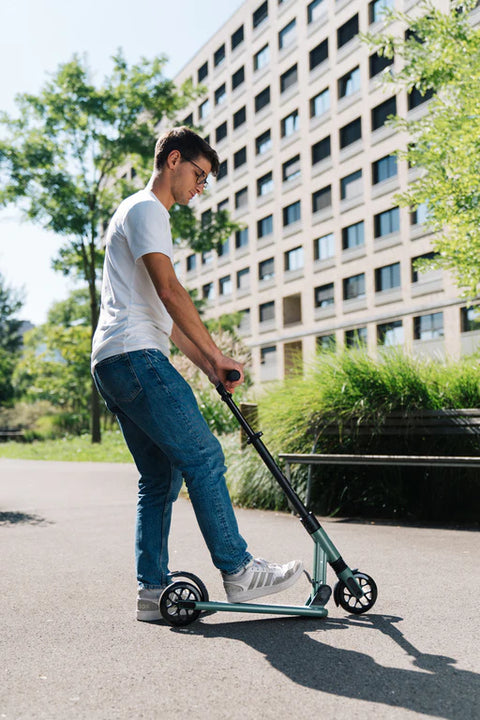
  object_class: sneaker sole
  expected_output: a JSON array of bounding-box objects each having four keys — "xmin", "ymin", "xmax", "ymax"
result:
[
  {"xmin": 226, "ymin": 562, "xmax": 304, "ymax": 603},
  {"xmin": 136, "ymin": 609, "xmax": 162, "ymax": 622}
]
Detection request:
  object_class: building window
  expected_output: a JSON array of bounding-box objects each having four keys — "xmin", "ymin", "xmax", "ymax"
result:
[
  {"xmin": 375, "ymin": 262, "xmax": 401, "ymax": 291},
  {"xmin": 217, "ymin": 160, "xmax": 227, "ymax": 180},
  {"xmin": 237, "ymin": 267, "xmax": 250, "ymax": 291},
  {"xmin": 255, "ymin": 86, "xmax": 271, "ymax": 113},
  {"xmin": 460, "ymin": 306, "xmax": 480, "ymax": 333},
  {"xmin": 345, "ymin": 327, "xmax": 367, "ymax": 347},
  {"xmin": 257, "ymin": 171, "xmax": 273, "ymax": 196},
  {"xmin": 372, "ymin": 154, "xmax": 397, "ymax": 184},
  {"xmin": 256, "ymin": 129, "xmax": 272, "ymax": 155},
  {"xmin": 314, "ymin": 282, "xmax": 334, "ymax": 308},
  {"xmin": 312, "ymin": 185, "xmax": 332, "ymax": 213},
  {"xmin": 340, "ymin": 169, "xmax": 362, "ymax": 200},
  {"xmin": 314, "ymin": 232, "xmax": 335, "ymax": 261},
  {"xmin": 202, "ymin": 282, "xmax": 215, "ymax": 300},
  {"xmin": 372, "ymin": 96, "xmax": 397, "ymax": 130},
  {"xmin": 310, "ymin": 87, "xmax": 330, "ymax": 118},
  {"xmin": 201, "ymin": 209, "xmax": 212, "ymax": 228},
  {"xmin": 308, "ymin": 0, "xmax": 325, "ymax": 24},
  {"xmin": 281, "ymin": 109, "xmax": 299, "ymax": 137},
  {"xmin": 254, "ymin": 44, "xmax": 270, "ymax": 71},
  {"xmin": 338, "ymin": 66, "xmax": 360, "ymax": 98},
  {"xmin": 214, "ymin": 44, "xmax": 225, "ymax": 67},
  {"xmin": 342, "ymin": 220, "xmax": 364, "ymax": 250},
  {"xmin": 374, "ymin": 206, "xmax": 400, "ymax": 237},
  {"xmin": 414, "ymin": 312, "xmax": 444, "ymax": 340},
  {"xmin": 408, "ymin": 87, "xmax": 434, "ymax": 111},
  {"xmin": 232, "ymin": 66, "xmax": 245, "ymax": 90},
  {"xmin": 253, "ymin": 1, "xmax": 268, "ymax": 29},
  {"xmin": 231, "ymin": 25, "xmax": 244, "ymax": 50},
  {"xmin": 317, "ymin": 333, "xmax": 336, "ymax": 351},
  {"xmin": 343, "ymin": 273, "xmax": 365, "ymax": 300},
  {"xmin": 369, "ymin": 0, "xmax": 394, "ymax": 24},
  {"xmin": 235, "ymin": 227, "xmax": 249, "ymax": 250},
  {"xmin": 183, "ymin": 113, "xmax": 193, "ymax": 127},
  {"xmin": 219, "ymin": 275, "xmax": 232, "ymax": 296},
  {"xmin": 198, "ymin": 62, "xmax": 208, "ymax": 83},
  {"xmin": 337, "ymin": 14, "xmax": 359, "ymax": 49},
  {"xmin": 285, "ymin": 246, "xmax": 304, "ymax": 272},
  {"xmin": 215, "ymin": 83, "xmax": 227, "ymax": 105},
  {"xmin": 235, "ymin": 187, "xmax": 248, "ymax": 209},
  {"xmin": 310, "ymin": 39, "xmax": 328, "ymax": 71},
  {"xmin": 411, "ymin": 252, "xmax": 437, "ymax": 282},
  {"xmin": 340, "ymin": 117, "xmax": 361, "ymax": 148},
  {"xmin": 258, "ymin": 214, "xmax": 273, "ymax": 238},
  {"xmin": 311, "ymin": 136, "xmax": 331, "ymax": 165},
  {"xmin": 411, "ymin": 202, "xmax": 429, "ymax": 225},
  {"xmin": 234, "ymin": 147, "xmax": 247, "ymax": 169},
  {"xmin": 260, "ymin": 345, "xmax": 277, "ymax": 365},
  {"xmin": 369, "ymin": 52, "xmax": 393, "ymax": 78},
  {"xmin": 239, "ymin": 308, "xmax": 251, "ymax": 333},
  {"xmin": 259, "ymin": 301, "xmax": 275, "ymax": 323},
  {"xmin": 279, "ymin": 19, "xmax": 296, "ymax": 50},
  {"xmin": 199, "ymin": 99, "xmax": 210, "ymax": 120},
  {"xmin": 280, "ymin": 64, "xmax": 298, "ymax": 93},
  {"xmin": 233, "ymin": 106, "xmax": 246, "ymax": 129},
  {"xmin": 186, "ymin": 254, "xmax": 196, "ymax": 272},
  {"xmin": 282, "ymin": 155, "xmax": 301, "ymax": 183},
  {"xmin": 283, "ymin": 201, "xmax": 301, "ymax": 226},
  {"xmin": 259, "ymin": 257, "xmax": 275, "ymax": 281},
  {"xmin": 215, "ymin": 121, "xmax": 227, "ymax": 143},
  {"xmin": 377, "ymin": 320, "xmax": 404, "ymax": 346},
  {"xmin": 218, "ymin": 235, "xmax": 230, "ymax": 257}
]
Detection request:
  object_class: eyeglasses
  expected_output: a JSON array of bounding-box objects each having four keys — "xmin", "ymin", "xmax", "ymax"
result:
[{"xmin": 185, "ymin": 157, "xmax": 209, "ymax": 189}]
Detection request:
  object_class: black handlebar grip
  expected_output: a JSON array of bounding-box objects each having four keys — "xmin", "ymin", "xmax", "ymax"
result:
[{"xmin": 226, "ymin": 369, "xmax": 241, "ymax": 382}]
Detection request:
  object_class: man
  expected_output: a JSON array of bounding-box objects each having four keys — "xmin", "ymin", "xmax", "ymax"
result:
[{"xmin": 92, "ymin": 127, "xmax": 303, "ymax": 621}]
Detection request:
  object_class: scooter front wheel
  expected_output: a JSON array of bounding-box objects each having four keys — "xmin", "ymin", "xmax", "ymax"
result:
[
  {"xmin": 334, "ymin": 572, "xmax": 378, "ymax": 615},
  {"xmin": 160, "ymin": 581, "xmax": 202, "ymax": 626}
]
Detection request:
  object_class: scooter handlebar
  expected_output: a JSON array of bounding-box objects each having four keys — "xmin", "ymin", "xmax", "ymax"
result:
[{"xmin": 215, "ymin": 369, "xmax": 241, "ymax": 397}]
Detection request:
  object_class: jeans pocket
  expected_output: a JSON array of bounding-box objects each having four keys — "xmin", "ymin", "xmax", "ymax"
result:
[{"xmin": 95, "ymin": 354, "xmax": 143, "ymax": 404}]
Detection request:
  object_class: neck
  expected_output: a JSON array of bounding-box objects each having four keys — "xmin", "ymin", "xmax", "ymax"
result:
[{"xmin": 148, "ymin": 172, "xmax": 174, "ymax": 211}]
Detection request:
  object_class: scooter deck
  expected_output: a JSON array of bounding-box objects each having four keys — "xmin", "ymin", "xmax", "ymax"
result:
[{"xmin": 178, "ymin": 599, "xmax": 328, "ymax": 618}]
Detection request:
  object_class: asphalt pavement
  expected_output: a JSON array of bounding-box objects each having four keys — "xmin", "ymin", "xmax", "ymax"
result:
[{"xmin": 1, "ymin": 458, "xmax": 479, "ymax": 720}]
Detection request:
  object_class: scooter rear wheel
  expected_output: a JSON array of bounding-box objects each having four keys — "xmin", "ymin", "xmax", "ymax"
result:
[
  {"xmin": 334, "ymin": 572, "xmax": 377, "ymax": 615},
  {"xmin": 160, "ymin": 581, "xmax": 202, "ymax": 626}
]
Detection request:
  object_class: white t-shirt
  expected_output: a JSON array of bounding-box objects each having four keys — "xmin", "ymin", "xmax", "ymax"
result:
[{"xmin": 91, "ymin": 187, "xmax": 173, "ymax": 369}]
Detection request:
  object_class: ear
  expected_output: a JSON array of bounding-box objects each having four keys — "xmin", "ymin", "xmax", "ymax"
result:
[{"xmin": 167, "ymin": 150, "xmax": 181, "ymax": 170}]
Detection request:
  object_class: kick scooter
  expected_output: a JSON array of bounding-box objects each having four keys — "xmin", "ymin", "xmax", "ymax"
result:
[{"xmin": 159, "ymin": 372, "xmax": 378, "ymax": 626}]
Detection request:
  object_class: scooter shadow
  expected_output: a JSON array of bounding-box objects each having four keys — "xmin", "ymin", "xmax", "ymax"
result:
[{"xmin": 173, "ymin": 613, "xmax": 479, "ymax": 720}]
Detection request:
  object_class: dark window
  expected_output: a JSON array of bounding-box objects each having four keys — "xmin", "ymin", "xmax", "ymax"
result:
[
  {"xmin": 374, "ymin": 207, "xmax": 400, "ymax": 237},
  {"xmin": 217, "ymin": 160, "xmax": 227, "ymax": 180},
  {"xmin": 372, "ymin": 96, "xmax": 397, "ymax": 130},
  {"xmin": 280, "ymin": 64, "xmax": 298, "ymax": 93},
  {"xmin": 310, "ymin": 39, "xmax": 328, "ymax": 70},
  {"xmin": 343, "ymin": 273, "xmax": 365, "ymax": 300},
  {"xmin": 312, "ymin": 185, "xmax": 332, "ymax": 213},
  {"xmin": 235, "ymin": 227, "xmax": 249, "ymax": 249},
  {"xmin": 285, "ymin": 246, "xmax": 304, "ymax": 272},
  {"xmin": 259, "ymin": 301, "xmax": 275, "ymax": 322},
  {"xmin": 201, "ymin": 209, "xmax": 212, "ymax": 228},
  {"xmin": 235, "ymin": 186, "xmax": 248, "ymax": 208},
  {"xmin": 219, "ymin": 275, "xmax": 232, "ymax": 296},
  {"xmin": 345, "ymin": 327, "xmax": 367, "ymax": 347},
  {"xmin": 375, "ymin": 262, "xmax": 401, "ymax": 291},
  {"xmin": 338, "ymin": 66, "xmax": 360, "ymax": 98},
  {"xmin": 231, "ymin": 25, "xmax": 244, "ymax": 50},
  {"xmin": 254, "ymin": 44, "xmax": 270, "ymax": 71},
  {"xmin": 237, "ymin": 267, "xmax": 250, "ymax": 290},
  {"xmin": 259, "ymin": 257, "xmax": 275, "ymax": 281},
  {"xmin": 214, "ymin": 44, "xmax": 226, "ymax": 67},
  {"xmin": 314, "ymin": 232, "xmax": 335, "ymax": 261},
  {"xmin": 340, "ymin": 117, "xmax": 361, "ymax": 148},
  {"xmin": 414, "ymin": 312, "xmax": 444, "ymax": 340},
  {"xmin": 202, "ymin": 282, "xmax": 215, "ymax": 300},
  {"xmin": 372, "ymin": 154, "xmax": 397, "ymax": 184},
  {"xmin": 340, "ymin": 169, "xmax": 362, "ymax": 200},
  {"xmin": 260, "ymin": 345, "xmax": 277, "ymax": 363},
  {"xmin": 283, "ymin": 201, "xmax": 301, "ymax": 226},
  {"xmin": 279, "ymin": 19, "xmax": 296, "ymax": 49},
  {"xmin": 183, "ymin": 113, "xmax": 193, "ymax": 127},
  {"xmin": 317, "ymin": 333, "xmax": 336, "ymax": 350},
  {"xmin": 256, "ymin": 129, "xmax": 271, "ymax": 155},
  {"xmin": 234, "ymin": 147, "xmax": 247, "ymax": 169},
  {"xmin": 310, "ymin": 88, "xmax": 330, "ymax": 117},
  {"xmin": 258, "ymin": 214, "xmax": 273, "ymax": 238},
  {"xmin": 186, "ymin": 254, "xmax": 196, "ymax": 272},
  {"xmin": 411, "ymin": 252, "xmax": 436, "ymax": 282},
  {"xmin": 282, "ymin": 155, "xmax": 301, "ymax": 182},
  {"xmin": 215, "ymin": 83, "xmax": 226, "ymax": 105},
  {"xmin": 218, "ymin": 235, "xmax": 230, "ymax": 256},
  {"xmin": 308, "ymin": 0, "xmax": 325, "ymax": 24},
  {"xmin": 342, "ymin": 221, "xmax": 364, "ymax": 249},
  {"xmin": 369, "ymin": 0, "xmax": 394, "ymax": 24},
  {"xmin": 369, "ymin": 51, "xmax": 393, "ymax": 78},
  {"xmin": 337, "ymin": 14, "xmax": 359, "ymax": 48},
  {"xmin": 312, "ymin": 135, "xmax": 331, "ymax": 165},
  {"xmin": 408, "ymin": 87, "xmax": 434, "ymax": 110},
  {"xmin": 257, "ymin": 171, "xmax": 273, "ymax": 196},
  {"xmin": 281, "ymin": 109, "xmax": 299, "ymax": 137},
  {"xmin": 460, "ymin": 306, "xmax": 480, "ymax": 333},
  {"xmin": 215, "ymin": 121, "xmax": 227, "ymax": 143},
  {"xmin": 377, "ymin": 320, "xmax": 403, "ymax": 346},
  {"xmin": 233, "ymin": 106, "xmax": 246, "ymax": 129},
  {"xmin": 410, "ymin": 202, "xmax": 429, "ymax": 225},
  {"xmin": 314, "ymin": 282, "xmax": 334, "ymax": 308},
  {"xmin": 198, "ymin": 62, "xmax": 208, "ymax": 82},
  {"xmin": 232, "ymin": 66, "xmax": 245, "ymax": 90},
  {"xmin": 255, "ymin": 86, "xmax": 271, "ymax": 112},
  {"xmin": 253, "ymin": 1, "xmax": 268, "ymax": 28}
]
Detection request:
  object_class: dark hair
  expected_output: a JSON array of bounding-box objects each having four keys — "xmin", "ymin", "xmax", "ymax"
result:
[{"xmin": 154, "ymin": 126, "xmax": 219, "ymax": 176}]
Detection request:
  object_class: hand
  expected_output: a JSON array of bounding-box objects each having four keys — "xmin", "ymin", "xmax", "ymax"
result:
[{"xmin": 211, "ymin": 355, "xmax": 244, "ymax": 393}]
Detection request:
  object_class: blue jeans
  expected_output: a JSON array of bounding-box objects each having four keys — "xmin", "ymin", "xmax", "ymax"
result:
[{"xmin": 93, "ymin": 349, "xmax": 251, "ymax": 588}]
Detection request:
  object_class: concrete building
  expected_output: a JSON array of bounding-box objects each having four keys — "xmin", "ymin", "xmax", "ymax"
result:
[{"xmin": 170, "ymin": 0, "xmax": 480, "ymax": 383}]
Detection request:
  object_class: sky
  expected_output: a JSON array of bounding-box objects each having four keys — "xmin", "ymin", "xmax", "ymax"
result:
[{"xmin": 0, "ymin": 0, "xmax": 244, "ymax": 324}]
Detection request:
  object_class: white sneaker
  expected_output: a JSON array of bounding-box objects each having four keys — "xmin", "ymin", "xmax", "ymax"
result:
[
  {"xmin": 222, "ymin": 558, "xmax": 304, "ymax": 603},
  {"xmin": 136, "ymin": 587, "xmax": 165, "ymax": 622}
]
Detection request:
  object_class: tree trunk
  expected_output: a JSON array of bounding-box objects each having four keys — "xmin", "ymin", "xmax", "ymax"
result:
[{"xmin": 91, "ymin": 377, "xmax": 102, "ymax": 443}]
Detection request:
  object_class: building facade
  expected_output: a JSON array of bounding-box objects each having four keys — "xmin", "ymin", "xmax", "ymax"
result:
[{"xmin": 170, "ymin": 0, "xmax": 480, "ymax": 383}]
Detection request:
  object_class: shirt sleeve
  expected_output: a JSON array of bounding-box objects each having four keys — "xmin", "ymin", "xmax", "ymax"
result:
[{"xmin": 123, "ymin": 199, "xmax": 173, "ymax": 263}]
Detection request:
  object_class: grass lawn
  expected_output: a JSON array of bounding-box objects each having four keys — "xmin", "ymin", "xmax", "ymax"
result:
[{"xmin": 0, "ymin": 430, "xmax": 133, "ymax": 463}]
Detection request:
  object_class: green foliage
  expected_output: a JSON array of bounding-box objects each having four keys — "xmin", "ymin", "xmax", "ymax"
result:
[
  {"xmin": 0, "ymin": 429, "xmax": 132, "ymax": 462},
  {"xmin": 0, "ymin": 273, "xmax": 24, "ymax": 405},
  {"xmin": 362, "ymin": 0, "xmax": 480, "ymax": 297}
]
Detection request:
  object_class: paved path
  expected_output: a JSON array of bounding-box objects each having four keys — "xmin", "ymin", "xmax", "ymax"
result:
[{"xmin": 1, "ymin": 458, "xmax": 479, "ymax": 720}]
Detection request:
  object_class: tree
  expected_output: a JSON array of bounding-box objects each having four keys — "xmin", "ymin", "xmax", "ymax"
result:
[
  {"xmin": 0, "ymin": 51, "xmax": 240, "ymax": 442},
  {"xmin": 0, "ymin": 273, "xmax": 24, "ymax": 405},
  {"xmin": 363, "ymin": 0, "xmax": 480, "ymax": 298}
]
